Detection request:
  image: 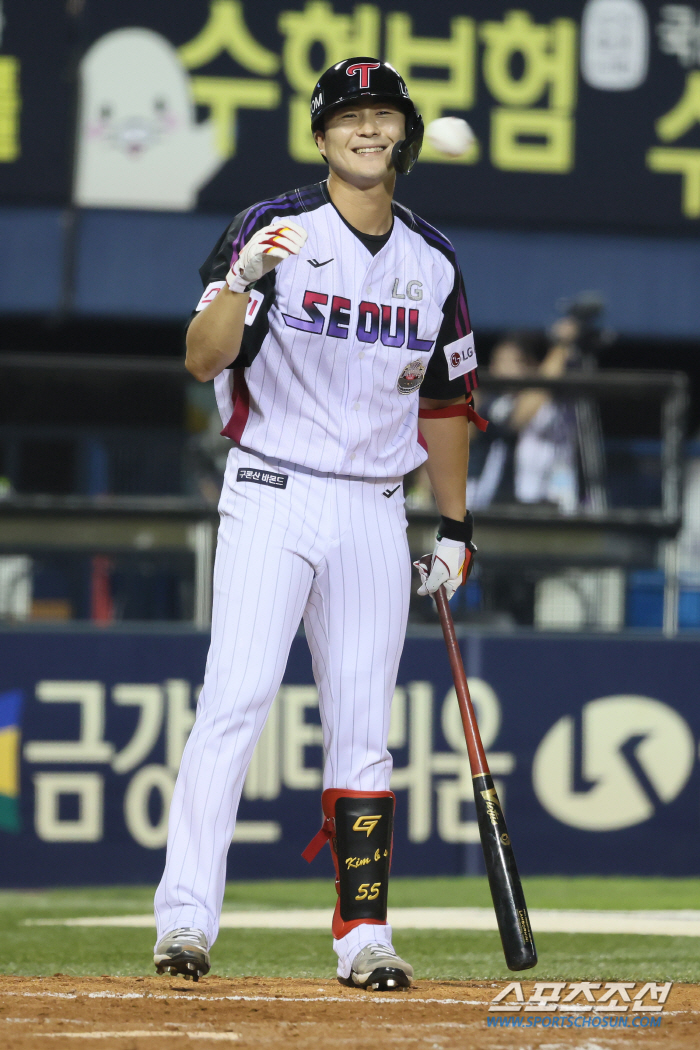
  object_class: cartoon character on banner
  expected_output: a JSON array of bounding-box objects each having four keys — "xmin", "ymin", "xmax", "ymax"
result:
[{"xmin": 74, "ymin": 28, "xmax": 224, "ymax": 210}]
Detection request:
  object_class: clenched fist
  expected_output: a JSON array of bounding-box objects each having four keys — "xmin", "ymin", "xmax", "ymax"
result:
[{"xmin": 226, "ymin": 220, "xmax": 308, "ymax": 293}]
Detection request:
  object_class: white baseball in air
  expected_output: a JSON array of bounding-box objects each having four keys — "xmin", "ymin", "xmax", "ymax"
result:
[{"xmin": 425, "ymin": 117, "xmax": 475, "ymax": 157}]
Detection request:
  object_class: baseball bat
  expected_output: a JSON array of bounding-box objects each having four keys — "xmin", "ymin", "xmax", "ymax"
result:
[{"xmin": 427, "ymin": 564, "xmax": 537, "ymax": 971}]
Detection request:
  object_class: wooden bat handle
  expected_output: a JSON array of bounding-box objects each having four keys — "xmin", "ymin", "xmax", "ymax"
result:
[
  {"xmin": 419, "ymin": 556, "xmax": 489, "ymax": 776},
  {"xmin": 434, "ymin": 586, "xmax": 490, "ymax": 777}
]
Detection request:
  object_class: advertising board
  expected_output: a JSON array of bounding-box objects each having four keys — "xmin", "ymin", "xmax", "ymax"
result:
[
  {"xmin": 1, "ymin": 1, "xmax": 699, "ymax": 232},
  {"xmin": 0, "ymin": 628, "xmax": 697, "ymax": 885}
]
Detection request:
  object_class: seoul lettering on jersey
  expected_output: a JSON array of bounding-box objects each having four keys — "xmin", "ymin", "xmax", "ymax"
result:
[{"xmin": 283, "ymin": 290, "xmax": 434, "ymax": 351}]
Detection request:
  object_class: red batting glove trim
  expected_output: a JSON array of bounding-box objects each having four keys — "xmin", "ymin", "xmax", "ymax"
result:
[
  {"xmin": 433, "ymin": 555, "xmax": 451, "ymax": 577},
  {"xmin": 462, "ymin": 547, "xmax": 473, "ymax": 584}
]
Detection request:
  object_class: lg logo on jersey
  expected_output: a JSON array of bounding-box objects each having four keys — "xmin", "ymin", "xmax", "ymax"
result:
[
  {"xmin": 282, "ymin": 290, "xmax": 434, "ymax": 351},
  {"xmin": 392, "ymin": 279, "xmax": 422, "ymax": 301}
]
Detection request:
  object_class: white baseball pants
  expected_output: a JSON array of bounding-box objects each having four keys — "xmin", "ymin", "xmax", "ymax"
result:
[{"xmin": 154, "ymin": 445, "xmax": 411, "ymax": 977}]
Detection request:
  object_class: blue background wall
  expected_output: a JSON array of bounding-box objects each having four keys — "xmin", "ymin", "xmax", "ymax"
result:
[{"xmin": 4, "ymin": 206, "xmax": 699, "ymax": 337}]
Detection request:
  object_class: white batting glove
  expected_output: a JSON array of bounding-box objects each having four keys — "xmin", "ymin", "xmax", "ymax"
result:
[
  {"xmin": 226, "ymin": 219, "xmax": 307, "ymax": 293},
  {"xmin": 415, "ymin": 539, "xmax": 467, "ymax": 600},
  {"xmin": 414, "ymin": 513, "xmax": 476, "ymax": 600}
]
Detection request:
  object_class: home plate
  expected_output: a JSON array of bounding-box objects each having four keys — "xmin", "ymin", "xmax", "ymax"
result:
[{"xmin": 23, "ymin": 908, "xmax": 700, "ymax": 937}]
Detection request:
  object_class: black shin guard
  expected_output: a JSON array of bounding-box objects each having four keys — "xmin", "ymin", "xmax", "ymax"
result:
[
  {"xmin": 333, "ymin": 793, "xmax": 394, "ymax": 933},
  {"xmin": 302, "ymin": 789, "xmax": 395, "ymax": 939}
]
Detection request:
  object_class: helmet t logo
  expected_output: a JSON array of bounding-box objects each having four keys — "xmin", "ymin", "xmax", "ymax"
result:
[{"xmin": 345, "ymin": 62, "xmax": 381, "ymax": 90}]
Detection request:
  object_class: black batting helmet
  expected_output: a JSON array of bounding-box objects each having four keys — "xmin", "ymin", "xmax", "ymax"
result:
[{"xmin": 310, "ymin": 57, "xmax": 424, "ymax": 175}]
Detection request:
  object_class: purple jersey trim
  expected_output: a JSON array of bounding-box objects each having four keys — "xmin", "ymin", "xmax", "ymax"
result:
[
  {"xmin": 230, "ymin": 185, "xmax": 327, "ymax": 266},
  {"xmin": 456, "ymin": 287, "xmax": 471, "ymax": 339}
]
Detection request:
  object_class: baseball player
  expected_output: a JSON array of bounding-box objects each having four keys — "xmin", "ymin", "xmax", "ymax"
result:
[{"xmin": 153, "ymin": 57, "xmax": 480, "ymax": 991}]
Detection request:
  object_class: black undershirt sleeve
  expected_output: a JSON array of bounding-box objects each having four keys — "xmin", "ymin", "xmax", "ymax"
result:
[{"xmin": 420, "ymin": 264, "xmax": 478, "ymax": 401}]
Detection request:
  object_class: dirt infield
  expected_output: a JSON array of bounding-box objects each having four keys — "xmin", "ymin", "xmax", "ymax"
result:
[{"xmin": 1, "ymin": 976, "xmax": 698, "ymax": 1049}]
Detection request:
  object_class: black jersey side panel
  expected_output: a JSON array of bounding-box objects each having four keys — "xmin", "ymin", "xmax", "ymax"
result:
[{"xmin": 421, "ymin": 267, "xmax": 478, "ymax": 400}]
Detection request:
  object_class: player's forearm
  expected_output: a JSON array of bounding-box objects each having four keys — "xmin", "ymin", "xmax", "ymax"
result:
[
  {"xmin": 418, "ymin": 403, "xmax": 470, "ymax": 521},
  {"xmin": 185, "ymin": 288, "xmax": 249, "ymax": 382}
]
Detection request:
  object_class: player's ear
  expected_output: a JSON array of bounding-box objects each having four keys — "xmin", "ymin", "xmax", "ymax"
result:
[{"xmin": 313, "ymin": 129, "xmax": 327, "ymax": 161}]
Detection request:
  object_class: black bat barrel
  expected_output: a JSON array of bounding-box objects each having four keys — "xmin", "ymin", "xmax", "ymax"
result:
[{"xmin": 472, "ymin": 773, "xmax": 538, "ymax": 971}]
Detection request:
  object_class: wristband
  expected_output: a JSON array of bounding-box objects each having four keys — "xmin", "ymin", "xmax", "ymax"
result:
[{"xmin": 437, "ymin": 510, "xmax": 474, "ymax": 544}]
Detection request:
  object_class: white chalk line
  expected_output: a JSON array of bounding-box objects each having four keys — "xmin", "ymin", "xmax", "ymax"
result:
[
  {"xmin": 24, "ymin": 1033, "xmax": 239, "ymax": 1041},
  {"xmin": 3, "ymin": 991, "xmax": 697, "ymax": 1014},
  {"xmin": 1, "ymin": 990, "xmax": 490, "ymax": 1006},
  {"xmin": 22, "ymin": 908, "xmax": 700, "ymax": 938},
  {"xmin": 14, "ymin": 1025, "xmax": 478, "ymax": 1036}
]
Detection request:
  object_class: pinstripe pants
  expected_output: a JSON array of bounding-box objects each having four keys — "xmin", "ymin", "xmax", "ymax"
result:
[{"xmin": 155, "ymin": 445, "xmax": 411, "ymax": 977}]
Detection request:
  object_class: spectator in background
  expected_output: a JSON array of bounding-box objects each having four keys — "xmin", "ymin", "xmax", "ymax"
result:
[
  {"xmin": 468, "ymin": 332, "xmax": 538, "ymax": 508},
  {"xmin": 513, "ymin": 317, "xmax": 579, "ymax": 514},
  {"xmin": 469, "ymin": 323, "xmax": 579, "ymax": 514}
]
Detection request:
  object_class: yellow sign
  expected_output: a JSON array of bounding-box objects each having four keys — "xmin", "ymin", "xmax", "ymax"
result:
[
  {"xmin": 647, "ymin": 72, "xmax": 700, "ymax": 218},
  {"xmin": 0, "ymin": 56, "xmax": 21, "ymax": 163}
]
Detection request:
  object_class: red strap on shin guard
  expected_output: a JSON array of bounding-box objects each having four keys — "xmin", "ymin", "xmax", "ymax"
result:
[{"xmin": 301, "ymin": 817, "xmax": 334, "ymax": 863}]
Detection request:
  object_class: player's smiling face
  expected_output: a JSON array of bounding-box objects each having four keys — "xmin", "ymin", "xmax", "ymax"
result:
[{"xmin": 315, "ymin": 102, "xmax": 406, "ymax": 186}]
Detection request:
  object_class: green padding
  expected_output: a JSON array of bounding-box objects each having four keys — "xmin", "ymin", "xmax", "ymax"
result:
[{"xmin": 0, "ymin": 793, "xmax": 20, "ymax": 833}]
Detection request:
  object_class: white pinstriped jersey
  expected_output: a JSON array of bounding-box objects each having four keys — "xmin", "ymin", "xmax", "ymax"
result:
[{"xmin": 194, "ymin": 181, "xmax": 478, "ymax": 479}]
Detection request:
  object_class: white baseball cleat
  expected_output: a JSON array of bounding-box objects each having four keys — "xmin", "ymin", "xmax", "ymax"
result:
[
  {"xmin": 154, "ymin": 927, "xmax": 210, "ymax": 981},
  {"xmin": 340, "ymin": 943, "xmax": 414, "ymax": 991}
]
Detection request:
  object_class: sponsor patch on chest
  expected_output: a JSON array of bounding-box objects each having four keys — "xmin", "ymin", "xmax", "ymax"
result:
[
  {"xmin": 236, "ymin": 468, "xmax": 288, "ymax": 489},
  {"xmin": 397, "ymin": 358, "xmax": 426, "ymax": 394}
]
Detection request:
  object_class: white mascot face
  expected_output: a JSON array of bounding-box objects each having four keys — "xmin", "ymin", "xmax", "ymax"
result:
[{"xmin": 74, "ymin": 28, "xmax": 223, "ymax": 210}]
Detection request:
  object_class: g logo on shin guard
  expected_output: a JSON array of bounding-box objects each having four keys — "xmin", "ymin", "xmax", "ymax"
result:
[{"xmin": 353, "ymin": 815, "xmax": 382, "ymax": 837}]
